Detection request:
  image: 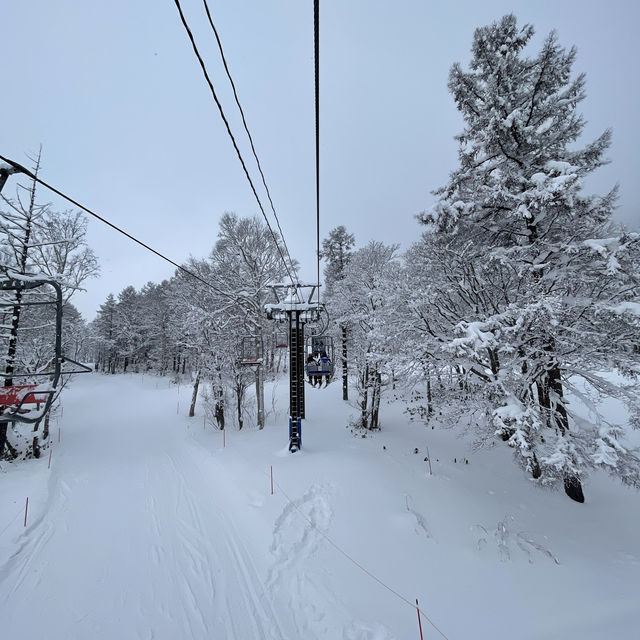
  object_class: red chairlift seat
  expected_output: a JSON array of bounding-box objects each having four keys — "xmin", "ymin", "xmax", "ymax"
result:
[
  {"xmin": 239, "ymin": 336, "xmax": 264, "ymax": 366},
  {"xmin": 274, "ymin": 332, "xmax": 288, "ymax": 349},
  {"xmin": 0, "ymin": 384, "xmax": 48, "ymax": 406},
  {"xmin": 0, "ymin": 384, "xmax": 51, "ymax": 414}
]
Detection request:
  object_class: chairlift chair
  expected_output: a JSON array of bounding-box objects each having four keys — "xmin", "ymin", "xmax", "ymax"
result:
[
  {"xmin": 274, "ymin": 332, "xmax": 288, "ymax": 349},
  {"xmin": 304, "ymin": 334, "xmax": 335, "ymax": 384},
  {"xmin": 239, "ymin": 335, "xmax": 263, "ymax": 365},
  {"xmin": 0, "ymin": 276, "xmax": 91, "ymax": 424}
]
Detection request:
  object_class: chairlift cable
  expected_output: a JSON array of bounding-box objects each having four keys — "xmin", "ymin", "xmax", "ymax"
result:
[
  {"xmin": 172, "ymin": 0, "xmax": 297, "ymax": 288},
  {"xmin": 201, "ymin": 0, "xmax": 299, "ymax": 286},
  {"xmin": 314, "ymin": 0, "xmax": 321, "ymax": 309},
  {"xmin": 0, "ymin": 154, "xmax": 236, "ymax": 303}
]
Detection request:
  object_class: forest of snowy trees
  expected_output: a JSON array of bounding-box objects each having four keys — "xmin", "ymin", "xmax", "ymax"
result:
[{"xmin": 2, "ymin": 15, "xmax": 639, "ymax": 504}]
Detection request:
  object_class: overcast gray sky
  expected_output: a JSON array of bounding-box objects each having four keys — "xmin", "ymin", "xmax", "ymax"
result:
[{"xmin": 2, "ymin": 0, "xmax": 638, "ymax": 319}]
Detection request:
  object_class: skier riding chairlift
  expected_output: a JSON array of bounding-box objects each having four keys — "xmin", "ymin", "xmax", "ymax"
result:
[{"xmin": 308, "ymin": 349, "xmax": 332, "ymax": 388}]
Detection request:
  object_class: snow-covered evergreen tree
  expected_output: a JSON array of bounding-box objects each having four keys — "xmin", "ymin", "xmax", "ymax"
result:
[
  {"xmin": 321, "ymin": 226, "xmax": 355, "ymax": 401},
  {"xmin": 138, "ymin": 280, "xmax": 174, "ymax": 374},
  {"xmin": 92, "ymin": 294, "xmax": 118, "ymax": 374},
  {"xmin": 329, "ymin": 241, "xmax": 400, "ymax": 430},
  {"xmin": 419, "ymin": 14, "xmax": 640, "ymax": 501}
]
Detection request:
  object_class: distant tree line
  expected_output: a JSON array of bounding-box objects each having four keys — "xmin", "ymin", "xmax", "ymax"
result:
[{"xmin": 87, "ymin": 213, "xmax": 292, "ymax": 431}]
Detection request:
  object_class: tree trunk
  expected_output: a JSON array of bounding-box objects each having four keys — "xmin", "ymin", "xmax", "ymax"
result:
[
  {"xmin": 548, "ymin": 364, "xmax": 569, "ymax": 434},
  {"xmin": 215, "ymin": 394, "xmax": 225, "ymax": 430},
  {"xmin": 5, "ymin": 158, "xmax": 38, "ymax": 388},
  {"xmin": 564, "ymin": 473, "xmax": 585, "ymax": 503},
  {"xmin": 371, "ymin": 371, "xmax": 382, "ymax": 429},
  {"xmin": 548, "ymin": 364, "xmax": 584, "ymax": 502},
  {"xmin": 189, "ymin": 369, "xmax": 201, "ymax": 418},
  {"xmin": 4, "ymin": 435, "xmax": 17, "ymax": 460},
  {"xmin": 0, "ymin": 420, "xmax": 8, "ymax": 459},
  {"xmin": 531, "ymin": 452, "xmax": 542, "ymax": 479},
  {"xmin": 487, "ymin": 347, "xmax": 500, "ymax": 378},
  {"xmin": 256, "ymin": 339, "xmax": 265, "ymax": 430},
  {"xmin": 43, "ymin": 411, "xmax": 51, "ymax": 441},
  {"xmin": 5, "ymin": 288, "xmax": 24, "ymax": 387},
  {"xmin": 214, "ymin": 366, "xmax": 225, "ymax": 430},
  {"xmin": 538, "ymin": 356, "xmax": 583, "ymax": 502},
  {"xmin": 256, "ymin": 365, "xmax": 265, "ymax": 430},
  {"xmin": 236, "ymin": 382, "xmax": 244, "ymax": 430},
  {"xmin": 360, "ymin": 365, "xmax": 369, "ymax": 429},
  {"xmin": 457, "ymin": 366, "xmax": 465, "ymax": 391},
  {"xmin": 370, "ymin": 371, "xmax": 378, "ymax": 429}
]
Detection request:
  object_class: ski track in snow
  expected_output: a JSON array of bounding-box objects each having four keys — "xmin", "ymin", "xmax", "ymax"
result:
[
  {"xmin": 267, "ymin": 484, "xmax": 338, "ymax": 638},
  {"xmin": 266, "ymin": 484, "xmax": 395, "ymax": 639},
  {"xmin": 0, "ymin": 375, "xmax": 286, "ymax": 640}
]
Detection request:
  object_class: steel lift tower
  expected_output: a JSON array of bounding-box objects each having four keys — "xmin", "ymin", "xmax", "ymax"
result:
[{"xmin": 266, "ymin": 284, "xmax": 321, "ymax": 452}]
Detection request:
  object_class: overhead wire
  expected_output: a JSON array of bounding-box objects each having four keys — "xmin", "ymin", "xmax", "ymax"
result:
[
  {"xmin": 172, "ymin": 0, "xmax": 298, "ymax": 290},
  {"xmin": 200, "ymin": 0, "xmax": 299, "ymax": 286},
  {"xmin": 0, "ymin": 154, "xmax": 237, "ymax": 303},
  {"xmin": 314, "ymin": 0, "xmax": 321, "ymax": 308},
  {"xmin": 272, "ymin": 476, "xmax": 450, "ymax": 639}
]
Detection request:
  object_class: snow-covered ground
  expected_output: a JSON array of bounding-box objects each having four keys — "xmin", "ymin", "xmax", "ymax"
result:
[{"xmin": 1, "ymin": 372, "xmax": 639, "ymax": 639}]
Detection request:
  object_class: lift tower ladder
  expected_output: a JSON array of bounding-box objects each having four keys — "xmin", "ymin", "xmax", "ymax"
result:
[{"xmin": 288, "ymin": 310, "xmax": 305, "ymax": 419}]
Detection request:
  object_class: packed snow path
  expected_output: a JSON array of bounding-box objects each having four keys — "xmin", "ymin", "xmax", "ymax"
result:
[
  {"xmin": 2, "ymin": 372, "xmax": 639, "ymax": 639},
  {"xmin": 1, "ymin": 375, "xmax": 288, "ymax": 639}
]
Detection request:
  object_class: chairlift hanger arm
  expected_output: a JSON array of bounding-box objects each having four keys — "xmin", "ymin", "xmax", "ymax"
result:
[
  {"xmin": 0, "ymin": 276, "xmax": 63, "ymax": 423},
  {"xmin": 0, "ymin": 162, "xmax": 24, "ymax": 193}
]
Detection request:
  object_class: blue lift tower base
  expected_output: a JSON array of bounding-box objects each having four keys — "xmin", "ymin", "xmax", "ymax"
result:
[{"xmin": 289, "ymin": 417, "xmax": 302, "ymax": 452}]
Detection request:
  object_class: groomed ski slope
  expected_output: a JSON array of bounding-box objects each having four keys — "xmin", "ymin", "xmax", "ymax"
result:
[{"xmin": 1, "ymin": 372, "xmax": 639, "ymax": 639}]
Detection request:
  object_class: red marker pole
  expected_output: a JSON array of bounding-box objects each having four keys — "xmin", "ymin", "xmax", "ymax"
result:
[
  {"xmin": 416, "ymin": 599, "xmax": 424, "ymax": 640},
  {"xmin": 223, "ymin": 429, "xmax": 226, "ymax": 448},
  {"xmin": 48, "ymin": 447, "xmax": 52, "ymax": 469},
  {"xmin": 58, "ymin": 427, "xmax": 61, "ymax": 443},
  {"xmin": 24, "ymin": 497, "xmax": 29, "ymax": 527},
  {"xmin": 270, "ymin": 466, "xmax": 274, "ymax": 495}
]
